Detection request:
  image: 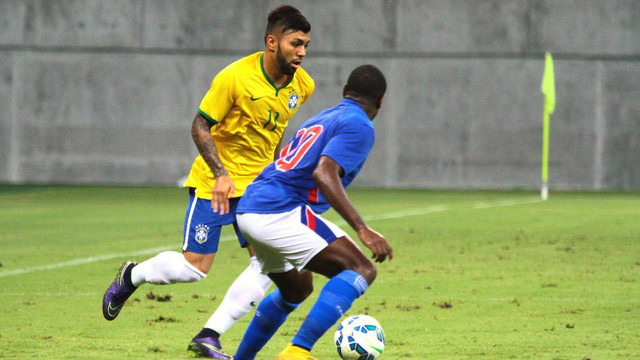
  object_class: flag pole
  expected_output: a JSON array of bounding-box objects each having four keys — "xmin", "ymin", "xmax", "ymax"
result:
[
  {"xmin": 540, "ymin": 52, "xmax": 555, "ymax": 201},
  {"xmin": 541, "ymin": 110, "xmax": 550, "ymax": 200}
]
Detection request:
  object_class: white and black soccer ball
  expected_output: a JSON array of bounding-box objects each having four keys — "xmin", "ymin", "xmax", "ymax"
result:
[{"xmin": 334, "ymin": 315, "xmax": 385, "ymax": 359}]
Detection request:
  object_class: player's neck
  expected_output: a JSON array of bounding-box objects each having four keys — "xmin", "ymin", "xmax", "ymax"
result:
[
  {"xmin": 262, "ymin": 52, "xmax": 291, "ymax": 88},
  {"xmin": 345, "ymin": 96, "xmax": 379, "ymax": 121}
]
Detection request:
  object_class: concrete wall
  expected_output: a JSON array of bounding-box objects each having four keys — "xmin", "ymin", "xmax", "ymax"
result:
[{"xmin": 0, "ymin": 0, "xmax": 638, "ymax": 190}]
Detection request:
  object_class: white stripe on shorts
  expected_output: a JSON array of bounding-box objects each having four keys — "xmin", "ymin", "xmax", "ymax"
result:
[{"xmin": 183, "ymin": 196, "xmax": 198, "ymax": 251}]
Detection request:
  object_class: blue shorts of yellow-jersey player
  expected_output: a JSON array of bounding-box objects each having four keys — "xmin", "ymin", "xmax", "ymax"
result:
[{"xmin": 182, "ymin": 188, "xmax": 248, "ymax": 254}]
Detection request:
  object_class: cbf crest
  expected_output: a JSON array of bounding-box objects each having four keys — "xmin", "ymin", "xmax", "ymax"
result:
[
  {"xmin": 195, "ymin": 224, "xmax": 210, "ymax": 244},
  {"xmin": 288, "ymin": 92, "xmax": 300, "ymax": 110}
]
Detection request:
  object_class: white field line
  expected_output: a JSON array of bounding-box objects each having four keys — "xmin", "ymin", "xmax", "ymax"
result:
[
  {"xmin": 0, "ymin": 244, "xmax": 177, "ymax": 278},
  {"xmin": 1, "ymin": 292, "xmax": 99, "ymax": 297},
  {"xmin": 0, "ymin": 199, "xmax": 536, "ymax": 279},
  {"xmin": 360, "ymin": 205, "xmax": 449, "ymax": 222}
]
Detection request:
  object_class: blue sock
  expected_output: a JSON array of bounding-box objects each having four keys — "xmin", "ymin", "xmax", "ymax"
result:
[
  {"xmin": 292, "ymin": 270, "xmax": 369, "ymax": 350},
  {"xmin": 234, "ymin": 289, "xmax": 299, "ymax": 360}
]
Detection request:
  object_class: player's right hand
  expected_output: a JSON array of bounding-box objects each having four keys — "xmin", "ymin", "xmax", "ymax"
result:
[
  {"xmin": 357, "ymin": 226, "xmax": 393, "ymax": 263},
  {"xmin": 211, "ymin": 175, "xmax": 235, "ymax": 215}
]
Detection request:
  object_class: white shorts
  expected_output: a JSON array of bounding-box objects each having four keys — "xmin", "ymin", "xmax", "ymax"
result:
[{"xmin": 236, "ymin": 206, "xmax": 347, "ymax": 274}]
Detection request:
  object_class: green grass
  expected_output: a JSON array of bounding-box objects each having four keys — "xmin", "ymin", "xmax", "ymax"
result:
[{"xmin": 1, "ymin": 185, "xmax": 639, "ymax": 359}]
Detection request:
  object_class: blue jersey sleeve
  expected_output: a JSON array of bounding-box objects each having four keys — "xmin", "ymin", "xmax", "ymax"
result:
[{"xmin": 321, "ymin": 119, "xmax": 375, "ymax": 175}]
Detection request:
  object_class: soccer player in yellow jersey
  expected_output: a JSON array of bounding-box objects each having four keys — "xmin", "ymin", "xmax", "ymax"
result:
[{"xmin": 102, "ymin": 6, "xmax": 313, "ymax": 359}]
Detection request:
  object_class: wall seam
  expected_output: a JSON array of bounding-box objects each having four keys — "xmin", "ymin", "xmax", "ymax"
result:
[
  {"xmin": 7, "ymin": 52, "xmax": 19, "ymax": 183},
  {"xmin": 593, "ymin": 61, "xmax": 605, "ymax": 189}
]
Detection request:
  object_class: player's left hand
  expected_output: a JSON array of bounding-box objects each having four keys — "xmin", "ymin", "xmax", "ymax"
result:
[
  {"xmin": 211, "ymin": 175, "xmax": 235, "ymax": 214},
  {"xmin": 357, "ymin": 226, "xmax": 393, "ymax": 263}
]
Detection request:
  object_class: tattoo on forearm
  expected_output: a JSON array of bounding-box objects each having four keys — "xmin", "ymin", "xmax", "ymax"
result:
[{"xmin": 191, "ymin": 115, "xmax": 228, "ymax": 178}]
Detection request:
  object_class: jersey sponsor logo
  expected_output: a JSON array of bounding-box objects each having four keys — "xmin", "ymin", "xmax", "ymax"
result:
[
  {"xmin": 195, "ymin": 224, "xmax": 210, "ymax": 244},
  {"xmin": 250, "ymin": 95, "xmax": 266, "ymax": 101},
  {"xmin": 288, "ymin": 92, "xmax": 300, "ymax": 109},
  {"xmin": 276, "ymin": 125, "xmax": 323, "ymax": 171}
]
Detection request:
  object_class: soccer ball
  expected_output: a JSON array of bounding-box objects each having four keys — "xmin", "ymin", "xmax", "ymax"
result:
[{"xmin": 334, "ymin": 315, "xmax": 385, "ymax": 359}]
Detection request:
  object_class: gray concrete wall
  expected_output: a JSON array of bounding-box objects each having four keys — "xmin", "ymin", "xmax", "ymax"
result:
[{"xmin": 0, "ymin": 0, "xmax": 638, "ymax": 190}]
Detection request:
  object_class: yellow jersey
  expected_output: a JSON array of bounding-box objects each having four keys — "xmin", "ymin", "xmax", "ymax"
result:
[{"xmin": 184, "ymin": 52, "xmax": 315, "ymax": 199}]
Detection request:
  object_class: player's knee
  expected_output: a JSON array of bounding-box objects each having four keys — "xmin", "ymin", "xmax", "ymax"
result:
[
  {"xmin": 353, "ymin": 262, "xmax": 377, "ymax": 286},
  {"xmin": 280, "ymin": 282, "xmax": 313, "ymax": 304},
  {"xmin": 180, "ymin": 257, "xmax": 207, "ymax": 282},
  {"xmin": 177, "ymin": 269, "xmax": 205, "ymax": 283},
  {"xmin": 183, "ymin": 251, "xmax": 214, "ymax": 274}
]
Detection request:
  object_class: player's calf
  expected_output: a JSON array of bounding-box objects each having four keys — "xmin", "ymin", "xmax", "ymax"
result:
[
  {"xmin": 131, "ymin": 251, "xmax": 206, "ymax": 286},
  {"xmin": 290, "ymin": 269, "xmax": 370, "ymax": 352},
  {"xmin": 306, "ymin": 236, "xmax": 378, "ymax": 285},
  {"xmin": 234, "ymin": 289, "xmax": 301, "ymax": 360},
  {"xmin": 270, "ymin": 270, "xmax": 314, "ymax": 305}
]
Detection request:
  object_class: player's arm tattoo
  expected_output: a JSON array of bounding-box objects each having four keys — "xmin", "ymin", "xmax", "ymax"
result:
[{"xmin": 191, "ymin": 113, "xmax": 228, "ymax": 178}]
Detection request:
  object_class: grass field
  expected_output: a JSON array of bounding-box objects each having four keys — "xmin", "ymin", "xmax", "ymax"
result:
[{"xmin": 1, "ymin": 185, "xmax": 639, "ymax": 359}]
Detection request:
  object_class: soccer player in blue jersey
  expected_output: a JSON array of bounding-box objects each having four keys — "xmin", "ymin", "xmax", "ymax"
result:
[{"xmin": 232, "ymin": 65, "xmax": 393, "ymax": 360}]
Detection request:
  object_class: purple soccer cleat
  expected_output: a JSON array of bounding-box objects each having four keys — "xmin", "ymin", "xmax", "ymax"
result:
[
  {"xmin": 187, "ymin": 337, "xmax": 233, "ymax": 359},
  {"xmin": 102, "ymin": 261, "xmax": 137, "ymax": 321}
]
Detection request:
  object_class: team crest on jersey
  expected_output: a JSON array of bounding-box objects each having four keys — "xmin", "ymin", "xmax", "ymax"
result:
[
  {"xmin": 288, "ymin": 92, "xmax": 300, "ymax": 110},
  {"xmin": 194, "ymin": 224, "xmax": 209, "ymax": 244}
]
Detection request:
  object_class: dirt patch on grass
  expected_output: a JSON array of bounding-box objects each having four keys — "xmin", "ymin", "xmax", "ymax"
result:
[
  {"xmin": 146, "ymin": 292, "xmax": 172, "ymax": 302},
  {"xmin": 151, "ymin": 315, "xmax": 178, "ymax": 323},
  {"xmin": 433, "ymin": 301, "xmax": 452, "ymax": 309},
  {"xmin": 561, "ymin": 308, "xmax": 585, "ymax": 314},
  {"xmin": 396, "ymin": 304, "xmax": 422, "ymax": 311}
]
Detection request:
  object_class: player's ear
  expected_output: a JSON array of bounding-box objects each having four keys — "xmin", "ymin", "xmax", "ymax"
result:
[
  {"xmin": 342, "ymin": 85, "xmax": 347, "ymax": 98},
  {"xmin": 376, "ymin": 95, "xmax": 385, "ymax": 109},
  {"xmin": 265, "ymin": 34, "xmax": 278, "ymax": 52}
]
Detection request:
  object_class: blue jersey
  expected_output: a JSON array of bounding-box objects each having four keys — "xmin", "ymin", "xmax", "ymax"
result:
[{"xmin": 237, "ymin": 98, "xmax": 375, "ymax": 214}]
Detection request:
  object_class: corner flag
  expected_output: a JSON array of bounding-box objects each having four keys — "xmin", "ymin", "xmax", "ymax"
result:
[{"xmin": 540, "ymin": 52, "xmax": 555, "ymax": 200}]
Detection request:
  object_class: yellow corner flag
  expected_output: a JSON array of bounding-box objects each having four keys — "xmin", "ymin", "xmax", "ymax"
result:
[
  {"xmin": 541, "ymin": 53, "xmax": 556, "ymax": 114},
  {"xmin": 540, "ymin": 52, "xmax": 555, "ymax": 200}
]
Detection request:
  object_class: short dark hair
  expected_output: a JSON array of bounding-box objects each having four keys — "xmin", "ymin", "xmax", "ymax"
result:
[
  {"xmin": 344, "ymin": 65, "xmax": 387, "ymax": 103},
  {"xmin": 264, "ymin": 5, "xmax": 310, "ymax": 43}
]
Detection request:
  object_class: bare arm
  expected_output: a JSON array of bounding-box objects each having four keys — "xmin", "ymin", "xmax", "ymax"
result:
[
  {"xmin": 312, "ymin": 155, "xmax": 393, "ymax": 262},
  {"xmin": 191, "ymin": 113, "xmax": 227, "ymax": 177},
  {"xmin": 191, "ymin": 113, "xmax": 235, "ymax": 214}
]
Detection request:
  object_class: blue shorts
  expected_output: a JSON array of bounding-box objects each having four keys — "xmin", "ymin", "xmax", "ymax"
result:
[{"xmin": 182, "ymin": 189, "xmax": 248, "ymax": 254}]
